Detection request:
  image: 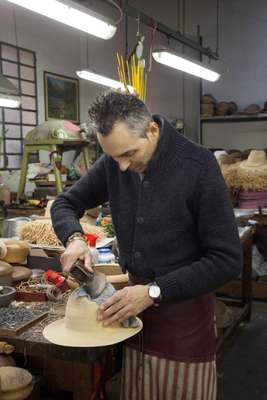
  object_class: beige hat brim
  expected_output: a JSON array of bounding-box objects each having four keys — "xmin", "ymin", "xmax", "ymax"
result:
[
  {"xmin": 239, "ymin": 160, "xmax": 267, "ymax": 173},
  {"xmin": 43, "ymin": 317, "xmax": 142, "ymax": 347}
]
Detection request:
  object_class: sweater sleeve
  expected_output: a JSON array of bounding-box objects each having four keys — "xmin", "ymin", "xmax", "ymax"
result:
[
  {"xmin": 155, "ymin": 153, "xmax": 243, "ymax": 302},
  {"xmin": 51, "ymin": 155, "xmax": 108, "ymax": 246}
]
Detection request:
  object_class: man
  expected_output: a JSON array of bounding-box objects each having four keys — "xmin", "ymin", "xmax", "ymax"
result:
[{"xmin": 51, "ymin": 91, "xmax": 242, "ymax": 400}]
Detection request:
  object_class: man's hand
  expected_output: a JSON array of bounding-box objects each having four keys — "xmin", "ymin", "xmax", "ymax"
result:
[
  {"xmin": 97, "ymin": 285, "xmax": 153, "ymax": 326},
  {"xmin": 60, "ymin": 239, "xmax": 93, "ymax": 273}
]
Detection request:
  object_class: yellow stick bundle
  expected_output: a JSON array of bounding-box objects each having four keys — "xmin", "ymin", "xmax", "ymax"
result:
[{"xmin": 116, "ymin": 52, "xmax": 147, "ymax": 101}]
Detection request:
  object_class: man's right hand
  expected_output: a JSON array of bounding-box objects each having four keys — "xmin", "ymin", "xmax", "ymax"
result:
[{"xmin": 60, "ymin": 239, "xmax": 93, "ymax": 273}]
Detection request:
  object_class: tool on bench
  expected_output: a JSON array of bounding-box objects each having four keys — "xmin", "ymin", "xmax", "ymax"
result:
[{"xmin": 70, "ymin": 260, "xmax": 107, "ymax": 299}]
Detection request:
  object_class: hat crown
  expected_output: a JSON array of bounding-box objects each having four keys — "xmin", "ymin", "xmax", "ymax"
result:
[
  {"xmin": 65, "ymin": 295, "xmax": 110, "ymax": 332},
  {"xmin": 43, "ymin": 290, "xmax": 142, "ymax": 347},
  {"xmin": 247, "ymin": 150, "xmax": 267, "ymax": 166}
]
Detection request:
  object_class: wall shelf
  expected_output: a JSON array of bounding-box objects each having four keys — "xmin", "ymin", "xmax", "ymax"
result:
[{"xmin": 201, "ymin": 114, "xmax": 267, "ymax": 123}]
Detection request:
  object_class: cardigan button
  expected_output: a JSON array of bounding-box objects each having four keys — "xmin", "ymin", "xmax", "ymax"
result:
[
  {"xmin": 137, "ymin": 216, "xmax": 144, "ymax": 224},
  {"xmin": 143, "ymin": 180, "xmax": 150, "ymax": 188},
  {"xmin": 134, "ymin": 251, "xmax": 141, "ymax": 259}
]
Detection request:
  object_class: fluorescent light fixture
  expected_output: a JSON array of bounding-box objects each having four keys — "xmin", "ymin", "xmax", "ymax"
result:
[
  {"xmin": 76, "ymin": 69, "xmax": 134, "ymax": 92},
  {"xmin": 0, "ymin": 95, "xmax": 20, "ymax": 108},
  {"xmin": 5, "ymin": 0, "xmax": 117, "ymax": 40},
  {"xmin": 0, "ymin": 74, "xmax": 21, "ymax": 108},
  {"xmin": 152, "ymin": 47, "xmax": 221, "ymax": 82}
]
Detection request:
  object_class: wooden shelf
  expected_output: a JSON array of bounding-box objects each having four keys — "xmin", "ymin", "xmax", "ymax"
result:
[
  {"xmin": 201, "ymin": 114, "xmax": 267, "ymax": 123},
  {"xmin": 218, "ymin": 279, "xmax": 267, "ymax": 302}
]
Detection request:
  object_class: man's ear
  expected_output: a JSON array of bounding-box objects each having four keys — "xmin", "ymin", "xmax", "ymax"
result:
[{"xmin": 146, "ymin": 122, "xmax": 160, "ymax": 141}]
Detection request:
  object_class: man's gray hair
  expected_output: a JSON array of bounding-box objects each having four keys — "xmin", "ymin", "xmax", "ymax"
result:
[{"xmin": 88, "ymin": 91, "xmax": 153, "ymax": 137}]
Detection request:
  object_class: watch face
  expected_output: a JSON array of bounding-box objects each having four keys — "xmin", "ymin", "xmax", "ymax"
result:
[{"xmin": 149, "ymin": 284, "xmax": 161, "ymax": 299}]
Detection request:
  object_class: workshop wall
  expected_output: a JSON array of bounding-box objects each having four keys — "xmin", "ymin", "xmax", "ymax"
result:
[
  {"xmin": 1, "ymin": 1, "xmax": 265, "ymax": 128},
  {"xmin": 0, "ymin": 0, "xmax": 184, "ymax": 125},
  {"xmin": 187, "ymin": 0, "xmax": 267, "ymax": 110}
]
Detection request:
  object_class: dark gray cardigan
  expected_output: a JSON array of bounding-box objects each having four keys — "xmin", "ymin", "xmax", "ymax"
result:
[{"xmin": 51, "ymin": 115, "xmax": 243, "ymax": 302}]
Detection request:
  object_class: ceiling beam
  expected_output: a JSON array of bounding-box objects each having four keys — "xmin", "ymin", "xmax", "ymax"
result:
[
  {"xmin": 76, "ymin": 0, "xmax": 218, "ymax": 60},
  {"xmin": 124, "ymin": 3, "xmax": 218, "ymax": 60}
]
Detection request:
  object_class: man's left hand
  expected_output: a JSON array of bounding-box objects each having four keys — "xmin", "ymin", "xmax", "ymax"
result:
[{"xmin": 97, "ymin": 285, "xmax": 153, "ymax": 326}]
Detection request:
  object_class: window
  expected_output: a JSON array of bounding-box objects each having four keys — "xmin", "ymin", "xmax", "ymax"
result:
[{"xmin": 0, "ymin": 41, "xmax": 38, "ymax": 170}]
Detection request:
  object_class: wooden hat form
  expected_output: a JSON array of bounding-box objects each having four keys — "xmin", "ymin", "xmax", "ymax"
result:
[
  {"xmin": 0, "ymin": 367, "xmax": 33, "ymax": 400},
  {"xmin": 1, "ymin": 240, "xmax": 29, "ymax": 264},
  {"xmin": 0, "ymin": 261, "xmax": 13, "ymax": 277},
  {"xmin": 12, "ymin": 267, "xmax": 32, "ymax": 282}
]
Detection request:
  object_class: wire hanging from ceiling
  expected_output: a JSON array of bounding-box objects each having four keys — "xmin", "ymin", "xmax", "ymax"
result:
[
  {"xmin": 106, "ymin": 0, "xmax": 123, "ymax": 25},
  {"xmin": 12, "ymin": 5, "xmax": 19, "ymax": 47},
  {"xmin": 216, "ymin": 0, "xmax": 220, "ymax": 57},
  {"xmin": 148, "ymin": 21, "xmax": 157, "ymax": 72}
]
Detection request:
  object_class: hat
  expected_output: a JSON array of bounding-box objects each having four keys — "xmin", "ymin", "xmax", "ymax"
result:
[
  {"xmin": 201, "ymin": 103, "xmax": 214, "ymax": 117},
  {"xmin": 228, "ymin": 102, "xmax": 238, "ymax": 115},
  {"xmin": 260, "ymin": 101, "xmax": 267, "ymax": 114},
  {"xmin": 219, "ymin": 154, "xmax": 241, "ymax": 166},
  {"xmin": 216, "ymin": 101, "xmax": 231, "ymax": 116},
  {"xmin": 239, "ymin": 150, "xmax": 267, "ymax": 172},
  {"xmin": 243, "ymin": 103, "xmax": 260, "ymax": 115},
  {"xmin": 201, "ymin": 94, "xmax": 216, "ymax": 104},
  {"xmin": 43, "ymin": 292, "xmax": 142, "ymax": 347},
  {"xmin": 231, "ymin": 150, "xmax": 267, "ymax": 191}
]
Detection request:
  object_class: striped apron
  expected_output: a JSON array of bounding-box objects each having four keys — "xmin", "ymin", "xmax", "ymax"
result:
[
  {"xmin": 120, "ymin": 274, "xmax": 217, "ymax": 400},
  {"xmin": 120, "ymin": 347, "xmax": 217, "ymax": 400}
]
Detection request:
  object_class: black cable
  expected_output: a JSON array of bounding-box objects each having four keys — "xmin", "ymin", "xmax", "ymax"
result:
[
  {"xmin": 216, "ymin": 0, "xmax": 220, "ymax": 57},
  {"xmin": 177, "ymin": 0, "xmax": 180, "ymax": 32},
  {"xmin": 86, "ymin": 36, "xmax": 89, "ymax": 68},
  {"xmin": 12, "ymin": 6, "xmax": 19, "ymax": 47},
  {"xmin": 106, "ymin": 0, "xmax": 124, "ymax": 25},
  {"xmin": 125, "ymin": 10, "xmax": 128, "ymax": 59}
]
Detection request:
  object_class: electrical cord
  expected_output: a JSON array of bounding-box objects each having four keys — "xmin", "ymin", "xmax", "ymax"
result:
[
  {"xmin": 106, "ymin": 0, "xmax": 124, "ymax": 25},
  {"xmin": 216, "ymin": 0, "xmax": 220, "ymax": 57}
]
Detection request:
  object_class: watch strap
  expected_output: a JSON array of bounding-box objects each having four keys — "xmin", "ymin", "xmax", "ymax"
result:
[{"xmin": 66, "ymin": 232, "xmax": 87, "ymax": 247}]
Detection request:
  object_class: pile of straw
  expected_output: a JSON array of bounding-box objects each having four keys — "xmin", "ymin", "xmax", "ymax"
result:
[{"xmin": 19, "ymin": 220, "xmax": 106, "ymax": 246}]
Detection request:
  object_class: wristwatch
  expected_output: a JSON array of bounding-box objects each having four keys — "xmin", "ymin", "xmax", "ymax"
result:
[{"xmin": 148, "ymin": 282, "xmax": 162, "ymax": 306}]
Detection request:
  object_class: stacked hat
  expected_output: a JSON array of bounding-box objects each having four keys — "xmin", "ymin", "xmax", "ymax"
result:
[
  {"xmin": 201, "ymin": 94, "xmax": 216, "ymax": 117},
  {"xmin": 219, "ymin": 150, "xmax": 267, "ymax": 208},
  {"xmin": 0, "ymin": 240, "xmax": 29, "ymax": 264},
  {"xmin": 237, "ymin": 150, "xmax": 267, "ymax": 191},
  {"xmin": 243, "ymin": 104, "xmax": 260, "ymax": 115}
]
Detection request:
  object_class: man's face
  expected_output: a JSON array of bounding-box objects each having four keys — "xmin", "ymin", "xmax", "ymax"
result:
[{"xmin": 97, "ymin": 121, "xmax": 160, "ymax": 173}]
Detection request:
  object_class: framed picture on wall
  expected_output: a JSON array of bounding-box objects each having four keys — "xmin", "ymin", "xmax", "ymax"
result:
[{"xmin": 44, "ymin": 71, "xmax": 80, "ymax": 123}]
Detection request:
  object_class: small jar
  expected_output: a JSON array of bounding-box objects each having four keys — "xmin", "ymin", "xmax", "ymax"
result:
[{"xmin": 98, "ymin": 248, "xmax": 115, "ymax": 264}]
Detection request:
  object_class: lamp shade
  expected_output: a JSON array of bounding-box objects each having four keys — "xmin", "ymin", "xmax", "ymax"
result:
[
  {"xmin": 0, "ymin": 74, "xmax": 21, "ymax": 108},
  {"xmin": 152, "ymin": 47, "xmax": 221, "ymax": 82},
  {"xmin": 76, "ymin": 69, "xmax": 134, "ymax": 92},
  {"xmin": 5, "ymin": 0, "xmax": 117, "ymax": 40}
]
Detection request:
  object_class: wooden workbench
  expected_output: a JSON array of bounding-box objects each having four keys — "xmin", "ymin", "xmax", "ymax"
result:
[
  {"xmin": 0, "ymin": 227, "xmax": 253, "ymax": 396},
  {"xmin": 0, "ymin": 302, "xmax": 116, "ymax": 400}
]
